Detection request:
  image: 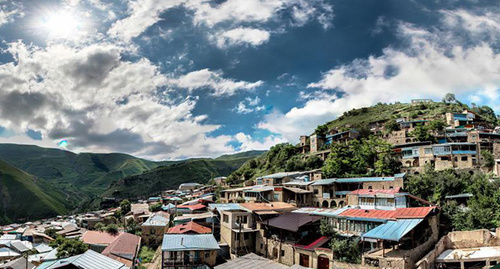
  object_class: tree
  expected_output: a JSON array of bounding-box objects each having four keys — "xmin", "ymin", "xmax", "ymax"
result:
[
  {"xmin": 319, "ymin": 218, "xmax": 337, "ymax": 237},
  {"xmin": 106, "ymin": 224, "xmax": 120, "ymax": 235},
  {"xmin": 384, "ymin": 119, "xmax": 399, "ymax": 133},
  {"xmin": 315, "ymin": 125, "xmax": 329, "ymax": 136},
  {"xmin": 94, "ymin": 222, "xmax": 105, "ymax": 231},
  {"xmin": 482, "ymin": 150, "xmax": 495, "ymax": 168},
  {"xmin": 120, "ymin": 199, "xmax": 131, "ymax": 214},
  {"xmin": 428, "ymin": 120, "xmax": 446, "ymax": 132},
  {"xmin": 442, "ymin": 93, "xmax": 457, "ymax": 104},
  {"xmin": 331, "ymin": 238, "xmax": 361, "ymax": 263},
  {"xmin": 45, "ymin": 228, "xmax": 57, "ymax": 239},
  {"xmin": 150, "ymin": 203, "xmax": 162, "ymax": 212},
  {"xmin": 50, "ymin": 236, "xmax": 88, "ymax": 258},
  {"xmin": 409, "ymin": 125, "xmax": 435, "ymax": 142}
]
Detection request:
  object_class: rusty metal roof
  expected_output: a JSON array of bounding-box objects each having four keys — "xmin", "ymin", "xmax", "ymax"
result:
[{"xmin": 264, "ymin": 213, "xmax": 322, "ymax": 232}]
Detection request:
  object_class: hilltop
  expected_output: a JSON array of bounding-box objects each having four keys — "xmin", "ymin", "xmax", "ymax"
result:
[
  {"xmin": 0, "ymin": 160, "xmax": 69, "ymax": 224},
  {"xmin": 101, "ymin": 151, "xmax": 266, "ymax": 200},
  {"xmin": 0, "ymin": 144, "xmax": 264, "ymax": 212},
  {"xmin": 228, "ymin": 99, "xmax": 499, "ymax": 183}
]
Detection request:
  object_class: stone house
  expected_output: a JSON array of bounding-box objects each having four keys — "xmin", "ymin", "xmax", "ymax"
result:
[{"xmin": 161, "ymin": 234, "xmax": 220, "ymax": 269}]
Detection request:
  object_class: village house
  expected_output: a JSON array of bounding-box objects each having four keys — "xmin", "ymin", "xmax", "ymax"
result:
[
  {"xmin": 101, "ymin": 232, "xmax": 141, "ymax": 268},
  {"xmin": 161, "ymin": 234, "xmax": 220, "ymax": 269},
  {"xmin": 293, "ymin": 235, "xmax": 333, "ymax": 269},
  {"xmin": 142, "ymin": 213, "xmax": 169, "ymax": 246},
  {"xmin": 399, "ymin": 143, "xmax": 479, "ymax": 174},
  {"xmin": 310, "ymin": 174, "xmax": 406, "ymax": 209},
  {"xmin": 416, "ymin": 228, "xmax": 500, "ymax": 269},
  {"xmin": 256, "ymin": 212, "xmax": 322, "ymax": 266},
  {"xmin": 218, "ymin": 205, "xmax": 257, "ymax": 256},
  {"xmin": 167, "ymin": 221, "xmax": 212, "ymax": 235},
  {"xmin": 81, "ymin": 230, "xmax": 121, "ymax": 253},
  {"xmin": 37, "ymin": 249, "xmax": 129, "ymax": 269}
]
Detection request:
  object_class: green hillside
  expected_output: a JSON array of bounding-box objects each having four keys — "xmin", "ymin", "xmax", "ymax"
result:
[
  {"xmin": 318, "ymin": 101, "xmax": 497, "ymax": 133},
  {"xmin": 229, "ymin": 100, "xmax": 499, "ymax": 183},
  {"xmin": 0, "ymin": 144, "xmax": 164, "ymax": 199},
  {"xmin": 0, "ymin": 160, "xmax": 69, "ymax": 225},
  {"xmin": 101, "ymin": 153, "xmax": 264, "ymax": 199}
]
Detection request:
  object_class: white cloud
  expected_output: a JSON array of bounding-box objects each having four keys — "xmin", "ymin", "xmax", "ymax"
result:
[
  {"xmin": 170, "ymin": 69, "xmax": 263, "ymax": 96},
  {"xmin": 108, "ymin": 0, "xmax": 334, "ymax": 42},
  {"xmin": 235, "ymin": 132, "xmax": 286, "ymax": 151},
  {"xmin": 213, "ymin": 28, "xmax": 270, "ymax": 48},
  {"xmin": 0, "ymin": 3, "xmax": 23, "ymax": 27},
  {"xmin": 108, "ymin": 0, "xmax": 183, "ymax": 41},
  {"xmin": 0, "ymin": 41, "xmax": 239, "ymax": 160},
  {"xmin": 257, "ymin": 9, "xmax": 500, "ymax": 143},
  {"xmin": 235, "ymin": 96, "xmax": 265, "ymax": 114}
]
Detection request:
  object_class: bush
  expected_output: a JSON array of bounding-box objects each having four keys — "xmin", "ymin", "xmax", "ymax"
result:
[
  {"xmin": 50, "ymin": 236, "xmax": 88, "ymax": 258},
  {"xmin": 331, "ymin": 238, "xmax": 361, "ymax": 264},
  {"xmin": 138, "ymin": 246, "xmax": 156, "ymax": 263}
]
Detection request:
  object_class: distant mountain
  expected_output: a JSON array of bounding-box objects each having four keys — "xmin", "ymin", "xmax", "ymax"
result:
[
  {"xmin": 0, "ymin": 144, "xmax": 166, "ymax": 200},
  {"xmin": 0, "ymin": 160, "xmax": 69, "ymax": 225},
  {"xmin": 0, "ymin": 144, "xmax": 265, "ymax": 212},
  {"xmin": 101, "ymin": 151, "xmax": 266, "ymax": 200}
]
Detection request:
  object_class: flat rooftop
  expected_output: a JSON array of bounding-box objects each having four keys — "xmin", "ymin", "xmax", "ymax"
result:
[{"xmin": 437, "ymin": 246, "xmax": 500, "ymax": 263}]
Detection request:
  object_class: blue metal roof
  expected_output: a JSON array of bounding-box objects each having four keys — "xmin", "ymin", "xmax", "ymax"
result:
[
  {"xmin": 162, "ymin": 234, "xmax": 220, "ymax": 251},
  {"xmin": 452, "ymin": 150, "xmax": 477, "ymax": 154},
  {"xmin": 345, "ymin": 217, "xmax": 388, "ymax": 223},
  {"xmin": 362, "ymin": 219, "xmax": 423, "ymax": 242}
]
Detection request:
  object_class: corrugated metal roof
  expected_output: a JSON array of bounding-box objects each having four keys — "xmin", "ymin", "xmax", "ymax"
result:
[
  {"xmin": 264, "ymin": 213, "xmax": 322, "ymax": 232},
  {"xmin": 214, "ymin": 253, "xmax": 288, "ymax": 269},
  {"xmin": 68, "ymin": 250, "xmax": 128, "ymax": 269},
  {"xmin": 311, "ymin": 178, "xmax": 336, "ymax": 186},
  {"xmin": 292, "ymin": 207, "xmax": 349, "ymax": 217},
  {"xmin": 349, "ymin": 188, "xmax": 401, "ymax": 196},
  {"xmin": 208, "ymin": 203, "xmax": 241, "ymax": 211},
  {"xmin": 282, "ymin": 181, "xmax": 313, "ymax": 186},
  {"xmin": 161, "ymin": 234, "xmax": 220, "ymax": 251},
  {"xmin": 339, "ymin": 207, "xmax": 435, "ymax": 220},
  {"xmin": 283, "ymin": 187, "xmax": 312, "ymax": 194},
  {"xmin": 142, "ymin": 214, "xmax": 168, "ymax": 227},
  {"xmin": 362, "ymin": 219, "xmax": 423, "ymax": 242},
  {"xmin": 335, "ymin": 177, "xmax": 396, "ymax": 183}
]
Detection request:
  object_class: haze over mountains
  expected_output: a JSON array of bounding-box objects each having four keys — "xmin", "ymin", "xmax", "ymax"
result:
[{"xmin": 0, "ymin": 143, "xmax": 264, "ymax": 224}]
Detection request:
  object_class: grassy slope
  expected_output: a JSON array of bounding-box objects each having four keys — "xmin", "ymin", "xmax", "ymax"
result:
[
  {"xmin": 0, "ymin": 160, "xmax": 68, "ymax": 224},
  {"xmin": 322, "ymin": 102, "xmax": 469, "ymax": 131},
  {"xmin": 0, "ymin": 144, "xmax": 163, "ymax": 198},
  {"xmin": 102, "ymin": 152, "xmax": 265, "ymax": 199},
  {"xmin": 230, "ymin": 101, "xmax": 496, "ymax": 181}
]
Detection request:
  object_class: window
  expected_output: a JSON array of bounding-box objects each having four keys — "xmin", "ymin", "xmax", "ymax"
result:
[
  {"xmin": 368, "ymin": 185, "xmax": 372, "ymax": 189},
  {"xmin": 260, "ymin": 243, "xmax": 263, "ymax": 249},
  {"xmin": 223, "ymin": 214, "xmax": 229, "ymax": 223},
  {"xmin": 461, "ymin": 156, "xmax": 468, "ymax": 161},
  {"xmin": 425, "ymin": 148, "xmax": 433, "ymax": 154},
  {"xmin": 205, "ymin": 251, "xmax": 210, "ymax": 258},
  {"xmin": 313, "ymin": 189, "xmax": 318, "ymax": 195},
  {"xmin": 281, "ymin": 250, "xmax": 285, "ymax": 257},
  {"xmin": 244, "ymin": 233, "xmax": 250, "ymax": 240}
]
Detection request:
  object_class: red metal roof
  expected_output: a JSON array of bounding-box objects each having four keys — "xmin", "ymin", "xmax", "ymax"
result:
[
  {"xmin": 294, "ymin": 236, "xmax": 331, "ymax": 250},
  {"xmin": 338, "ymin": 206, "xmax": 435, "ymax": 220},
  {"xmin": 348, "ymin": 188, "xmax": 401, "ymax": 195},
  {"xmin": 339, "ymin": 209, "xmax": 397, "ymax": 220},
  {"xmin": 176, "ymin": 204, "xmax": 207, "ymax": 210},
  {"xmin": 395, "ymin": 207, "xmax": 436, "ymax": 219},
  {"xmin": 167, "ymin": 221, "xmax": 212, "ymax": 234}
]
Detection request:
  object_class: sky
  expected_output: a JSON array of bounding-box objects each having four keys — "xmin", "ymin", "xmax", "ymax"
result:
[{"xmin": 0, "ymin": 0, "xmax": 500, "ymax": 160}]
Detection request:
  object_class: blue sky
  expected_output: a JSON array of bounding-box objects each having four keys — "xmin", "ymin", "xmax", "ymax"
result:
[{"xmin": 0, "ymin": 0, "xmax": 499, "ymax": 160}]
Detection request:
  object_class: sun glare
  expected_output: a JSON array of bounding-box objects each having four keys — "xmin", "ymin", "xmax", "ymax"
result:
[{"xmin": 41, "ymin": 10, "xmax": 83, "ymax": 40}]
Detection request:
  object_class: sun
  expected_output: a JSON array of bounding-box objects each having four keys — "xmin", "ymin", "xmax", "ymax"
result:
[{"xmin": 40, "ymin": 10, "xmax": 84, "ymax": 40}]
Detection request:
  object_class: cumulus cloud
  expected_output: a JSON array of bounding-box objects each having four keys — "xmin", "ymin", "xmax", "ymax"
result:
[
  {"xmin": 257, "ymin": 9, "xmax": 500, "ymax": 143},
  {"xmin": 108, "ymin": 0, "xmax": 183, "ymax": 41},
  {"xmin": 0, "ymin": 41, "xmax": 240, "ymax": 159},
  {"xmin": 235, "ymin": 132, "xmax": 287, "ymax": 151},
  {"xmin": 0, "ymin": 2, "xmax": 23, "ymax": 27},
  {"xmin": 235, "ymin": 97, "xmax": 266, "ymax": 114},
  {"xmin": 169, "ymin": 69, "xmax": 263, "ymax": 96},
  {"xmin": 108, "ymin": 0, "xmax": 334, "ymax": 42},
  {"xmin": 213, "ymin": 28, "xmax": 270, "ymax": 48}
]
